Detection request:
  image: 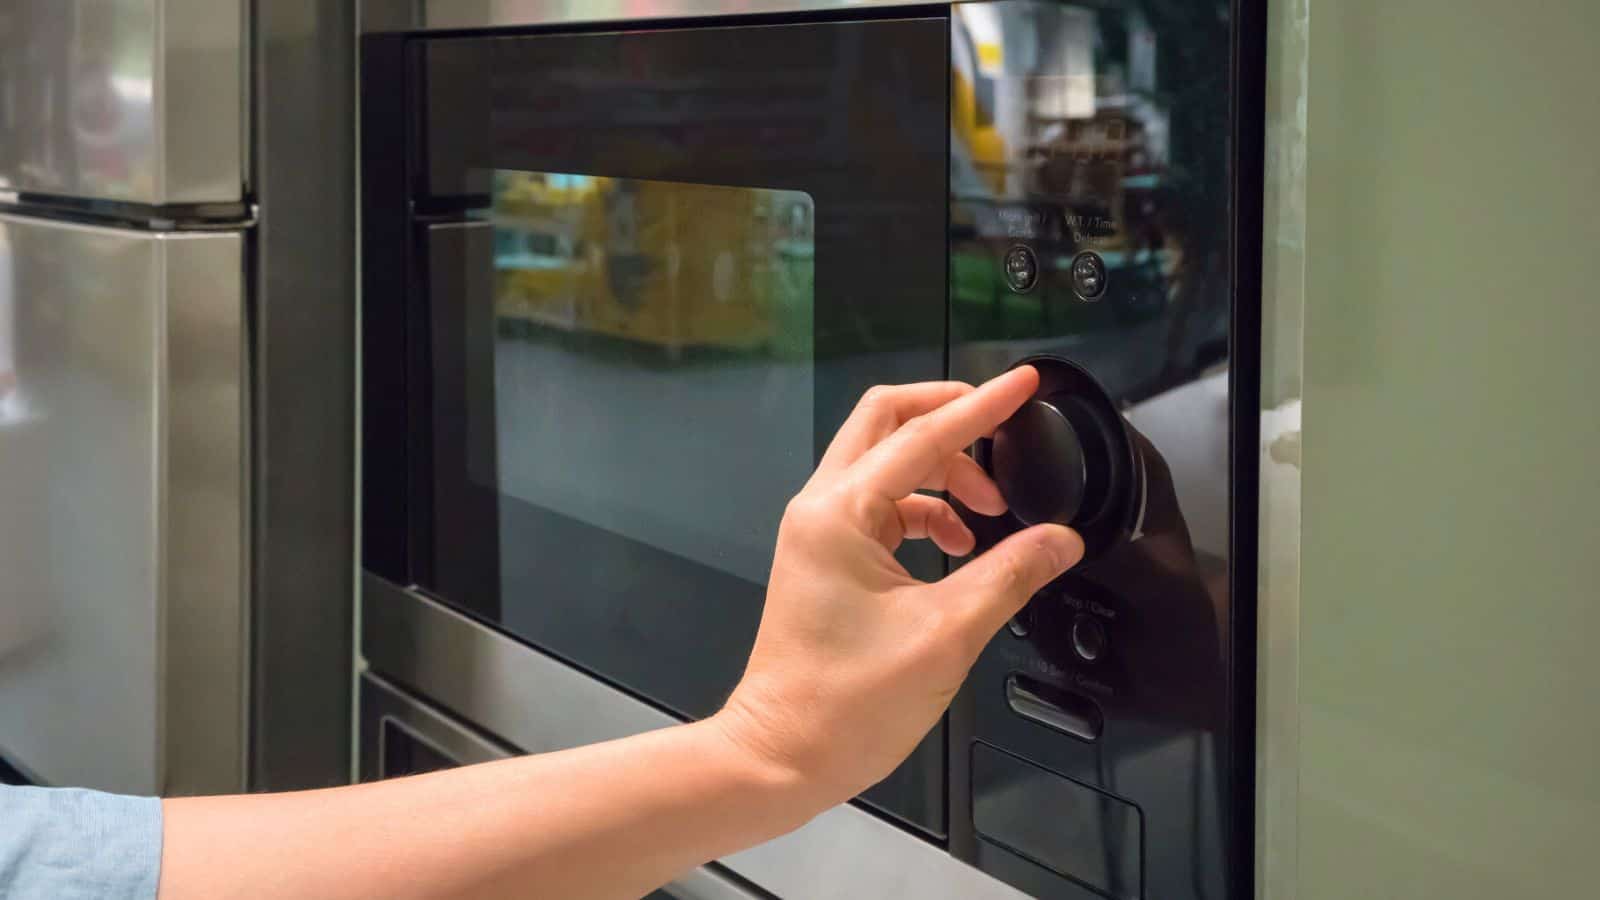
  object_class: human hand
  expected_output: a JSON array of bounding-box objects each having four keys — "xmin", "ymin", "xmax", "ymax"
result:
[
  {"xmin": 154, "ymin": 367, "xmax": 1088, "ymax": 900},
  {"xmin": 712, "ymin": 366, "xmax": 1085, "ymax": 816}
]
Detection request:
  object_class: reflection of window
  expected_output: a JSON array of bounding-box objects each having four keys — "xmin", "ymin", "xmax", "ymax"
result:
[
  {"xmin": 522, "ymin": 232, "xmax": 560, "ymax": 257},
  {"xmin": 483, "ymin": 170, "xmax": 817, "ymax": 585},
  {"xmin": 501, "ymin": 231, "xmax": 570, "ymax": 260},
  {"xmin": 490, "ymin": 170, "xmax": 814, "ymax": 357},
  {"xmin": 495, "ymin": 227, "xmax": 579, "ymax": 270},
  {"xmin": 783, "ymin": 200, "xmax": 814, "ymax": 242}
]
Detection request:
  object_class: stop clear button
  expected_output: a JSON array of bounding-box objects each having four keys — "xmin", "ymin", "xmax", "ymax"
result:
[{"xmin": 1071, "ymin": 614, "xmax": 1107, "ymax": 663}]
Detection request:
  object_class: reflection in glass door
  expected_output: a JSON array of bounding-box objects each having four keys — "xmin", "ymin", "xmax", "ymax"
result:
[{"xmin": 480, "ymin": 171, "xmax": 816, "ymax": 586}]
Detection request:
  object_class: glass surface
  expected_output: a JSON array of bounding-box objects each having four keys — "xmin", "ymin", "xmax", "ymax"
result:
[
  {"xmin": 483, "ymin": 171, "xmax": 815, "ymax": 585},
  {"xmin": 390, "ymin": 16, "xmax": 952, "ymax": 838},
  {"xmin": 950, "ymin": 0, "xmax": 1231, "ymax": 406},
  {"xmin": 972, "ymin": 743, "xmax": 1142, "ymax": 898},
  {"xmin": 949, "ymin": 2, "xmax": 1248, "ymax": 898}
]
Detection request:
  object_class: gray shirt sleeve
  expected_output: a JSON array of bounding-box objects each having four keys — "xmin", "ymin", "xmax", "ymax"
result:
[{"xmin": 0, "ymin": 785, "xmax": 162, "ymax": 900}]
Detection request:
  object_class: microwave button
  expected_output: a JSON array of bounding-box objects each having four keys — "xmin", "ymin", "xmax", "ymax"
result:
[
  {"xmin": 1007, "ymin": 605, "xmax": 1034, "ymax": 639},
  {"xmin": 1070, "ymin": 250, "xmax": 1108, "ymax": 301},
  {"xmin": 1070, "ymin": 613, "xmax": 1107, "ymax": 664},
  {"xmin": 1003, "ymin": 244, "xmax": 1040, "ymax": 293}
]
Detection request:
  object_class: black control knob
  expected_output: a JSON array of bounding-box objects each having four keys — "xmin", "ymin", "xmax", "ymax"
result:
[
  {"xmin": 991, "ymin": 395, "xmax": 1087, "ymax": 526},
  {"xmin": 972, "ymin": 355, "xmax": 1144, "ymax": 560}
]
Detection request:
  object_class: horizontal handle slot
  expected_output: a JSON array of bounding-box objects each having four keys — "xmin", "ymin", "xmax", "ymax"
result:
[{"xmin": 1005, "ymin": 674, "xmax": 1103, "ymax": 742}]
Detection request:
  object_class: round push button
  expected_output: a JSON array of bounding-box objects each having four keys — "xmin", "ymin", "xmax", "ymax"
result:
[
  {"xmin": 1007, "ymin": 608, "xmax": 1032, "ymax": 639},
  {"xmin": 1071, "ymin": 614, "xmax": 1107, "ymax": 663},
  {"xmin": 1003, "ymin": 245, "xmax": 1040, "ymax": 293},
  {"xmin": 1070, "ymin": 251, "xmax": 1108, "ymax": 301},
  {"xmin": 990, "ymin": 397, "xmax": 1088, "ymax": 526}
]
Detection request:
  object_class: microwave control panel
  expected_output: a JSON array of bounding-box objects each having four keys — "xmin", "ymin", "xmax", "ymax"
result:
[{"xmin": 948, "ymin": 2, "xmax": 1260, "ymax": 899}]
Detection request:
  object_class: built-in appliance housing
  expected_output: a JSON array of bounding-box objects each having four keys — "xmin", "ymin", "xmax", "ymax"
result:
[{"xmin": 359, "ymin": 2, "xmax": 1263, "ymax": 896}]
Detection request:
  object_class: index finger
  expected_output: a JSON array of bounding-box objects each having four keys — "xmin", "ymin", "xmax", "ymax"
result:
[
  {"xmin": 848, "ymin": 365, "xmax": 1039, "ymax": 502},
  {"xmin": 814, "ymin": 381, "xmax": 975, "ymax": 479}
]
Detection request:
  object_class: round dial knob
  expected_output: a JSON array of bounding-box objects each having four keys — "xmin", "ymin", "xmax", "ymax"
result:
[
  {"xmin": 972, "ymin": 355, "xmax": 1144, "ymax": 560},
  {"xmin": 990, "ymin": 396, "xmax": 1088, "ymax": 526}
]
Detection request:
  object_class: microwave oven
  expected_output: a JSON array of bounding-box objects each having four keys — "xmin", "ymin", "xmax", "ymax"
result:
[{"xmin": 359, "ymin": 2, "xmax": 1264, "ymax": 897}]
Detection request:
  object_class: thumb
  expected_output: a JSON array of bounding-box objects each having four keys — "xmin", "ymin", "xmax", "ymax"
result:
[{"xmin": 941, "ymin": 524, "xmax": 1084, "ymax": 635}]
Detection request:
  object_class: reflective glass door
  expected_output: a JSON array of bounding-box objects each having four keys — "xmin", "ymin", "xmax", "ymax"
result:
[{"xmin": 362, "ymin": 16, "xmax": 951, "ymax": 835}]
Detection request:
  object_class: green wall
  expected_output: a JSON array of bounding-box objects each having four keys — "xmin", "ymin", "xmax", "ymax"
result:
[{"xmin": 1275, "ymin": 1, "xmax": 1600, "ymax": 896}]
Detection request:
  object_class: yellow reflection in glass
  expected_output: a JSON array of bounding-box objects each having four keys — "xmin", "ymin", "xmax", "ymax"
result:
[{"xmin": 491, "ymin": 171, "xmax": 814, "ymax": 360}]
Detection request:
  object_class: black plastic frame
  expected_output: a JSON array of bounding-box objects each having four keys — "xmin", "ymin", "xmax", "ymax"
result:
[
  {"xmin": 360, "ymin": 33, "xmax": 411, "ymax": 584},
  {"xmin": 1226, "ymin": 0, "xmax": 1269, "ymax": 893},
  {"xmin": 943, "ymin": 2, "xmax": 1269, "ymax": 896}
]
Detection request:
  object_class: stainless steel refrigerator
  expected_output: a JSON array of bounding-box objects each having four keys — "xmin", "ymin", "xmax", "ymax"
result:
[{"xmin": 0, "ymin": 0, "xmax": 355, "ymax": 795}]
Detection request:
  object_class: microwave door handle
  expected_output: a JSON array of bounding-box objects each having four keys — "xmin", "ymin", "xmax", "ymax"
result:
[{"xmin": 659, "ymin": 865, "xmax": 764, "ymax": 900}]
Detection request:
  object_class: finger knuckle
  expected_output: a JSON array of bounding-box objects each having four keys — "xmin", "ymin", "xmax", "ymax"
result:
[
  {"xmin": 843, "ymin": 483, "xmax": 883, "ymax": 524},
  {"xmin": 989, "ymin": 555, "xmax": 1032, "ymax": 596},
  {"xmin": 893, "ymin": 492, "xmax": 926, "ymax": 519},
  {"xmin": 782, "ymin": 493, "xmax": 829, "ymax": 531},
  {"xmin": 857, "ymin": 386, "xmax": 898, "ymax": 426},
  {"xmin": 899, "ymin": 413, "xmax": 935, "ymax": 441},
  {"xmin": 859, "ymin": 384, "xmax": 895, "ymax": 409},
  {"xmin": 855, "ymin": 386, "xmax": 903, "ymax": 433}
]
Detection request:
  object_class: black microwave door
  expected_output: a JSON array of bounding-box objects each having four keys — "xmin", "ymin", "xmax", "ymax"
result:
[{"xmin": 401, "ymin": 18, "xmax": 950, "ymax": 835}]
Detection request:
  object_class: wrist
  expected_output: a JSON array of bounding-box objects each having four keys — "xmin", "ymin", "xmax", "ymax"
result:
[{"xmin": 696, "ymin": 712, "xmax": 831, "ymax": 836}]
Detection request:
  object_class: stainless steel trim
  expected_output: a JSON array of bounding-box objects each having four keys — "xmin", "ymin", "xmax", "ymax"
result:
[
  {"xmin": 1255, "ymin": 0, "xmax": 1308, "ymax": 895},
  {"xmin": 360, "ymin": 0, "xmax": 937, "ymax": 32},
  {"xmin": 358, "ymin": 673, "xmax": 761, "ymax": 900},
  {"xmin": 248, "ymin": 0, "xmax": 358, "ymax": 792},
  {"xmin": 160, "ymin": 229, "xmax": 248, "ymax": 795},
  {"xmin": 0, "ymin": 213, "xmax": 246, "ymax": 795},
  {"xmin": 659, "ymin": 865, "xmax": 762, "ymax": 900},
  {"xmin": 362, "ymin": 576, "xmax": 1029, "ymax": 899},
  {"xmin": 359, "ymin": 673, "xmax": 516, "ymax": 778},
  {"xmin": 161, "ymin": 0, "xmax": 247, "ymax": 204},
  {"xmin": 0, "ymin": 0, "xmax": 245, "ymax": 205},
  {"xmin": 363, "ymin": 575, "xmax": 681, "ymax": 751}
]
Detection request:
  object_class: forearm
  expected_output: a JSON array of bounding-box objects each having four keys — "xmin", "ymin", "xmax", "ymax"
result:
[
  {"xmin": 156, "ymin": 370, "xmax": 1072, "ymax": 899},
  {"xmin": 159, "ymin": 718, "xmax": 815, "ymax": 900}
]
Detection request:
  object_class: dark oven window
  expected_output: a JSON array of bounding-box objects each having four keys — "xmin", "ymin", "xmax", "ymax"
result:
[{"xmin": 363, "ymin": 16, "xmax": 950, "ymax": 836}]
